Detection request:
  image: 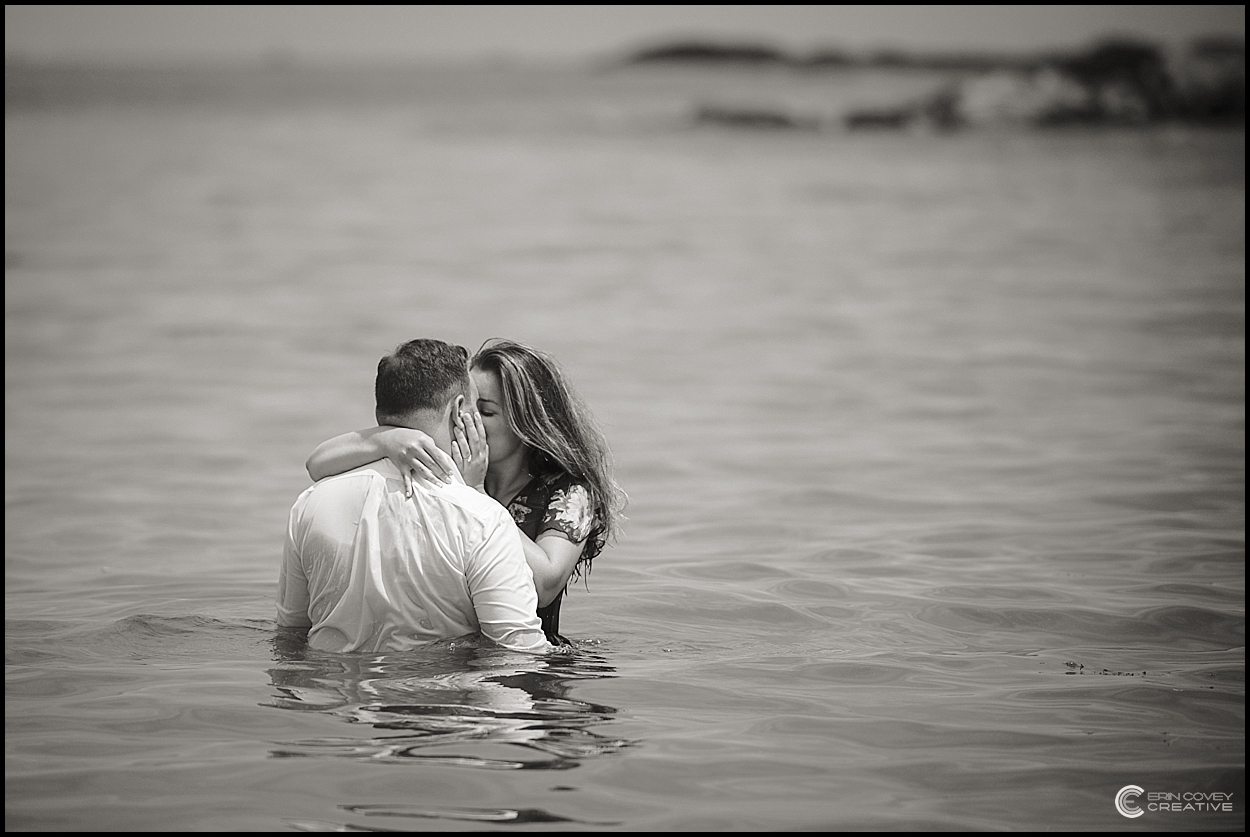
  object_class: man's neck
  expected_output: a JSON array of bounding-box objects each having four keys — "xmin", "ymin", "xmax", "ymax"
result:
[{"xmin": 379, "ymin": 409, "xmax": 449, "ymax": 453}]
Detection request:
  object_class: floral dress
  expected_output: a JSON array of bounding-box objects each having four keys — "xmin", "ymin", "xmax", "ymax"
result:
[{"xmin": 505, "ymin": 470, "xmax": 596, "ymax": 645}]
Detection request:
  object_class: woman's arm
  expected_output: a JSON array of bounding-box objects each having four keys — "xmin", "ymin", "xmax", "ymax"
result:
[
  {"xmin": 306, "ymin": 426, "xmax": 456, "ymax": 493},
  {"xmin": 521, "ymin": 479, "xmax": 596, "ymax": 608},
  {"xmin": 520, "ymin": 531, "xmax": 586, "ymax": 608}
]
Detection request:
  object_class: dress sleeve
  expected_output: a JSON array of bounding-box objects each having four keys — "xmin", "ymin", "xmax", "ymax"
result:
[{"xmin": 539, "ymin": 478, "xmax": 595, "ymax": 543}]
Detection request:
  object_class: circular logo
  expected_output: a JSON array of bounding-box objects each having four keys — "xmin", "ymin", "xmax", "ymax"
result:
[{"xmin": 1116, "ymin": 785, "xmax": 1145, "ymax": 818}]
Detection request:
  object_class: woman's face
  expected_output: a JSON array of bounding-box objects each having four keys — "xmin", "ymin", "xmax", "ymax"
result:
[{"xmin": 471, "ymin": 367, "xmax": 524, "ymax": 464}]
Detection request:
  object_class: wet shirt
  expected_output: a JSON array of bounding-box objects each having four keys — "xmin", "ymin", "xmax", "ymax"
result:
[
  {"xmin": 277, "ymin": 460, "xmax": 551, "ymax": 654},
  {"xmin": 504, "ymin": 470, "xmax": 596, "ymax": 642}
]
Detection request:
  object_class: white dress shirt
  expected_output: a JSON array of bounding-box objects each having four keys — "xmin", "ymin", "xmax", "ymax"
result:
[{"xmin": 277, "ymin": 459, "xmax": 550, "ymax": 654}]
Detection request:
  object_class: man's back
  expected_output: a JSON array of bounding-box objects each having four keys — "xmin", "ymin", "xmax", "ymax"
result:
[{"xmin": 278, "ymin": 460, "xmax": 549, "ymax": 653}]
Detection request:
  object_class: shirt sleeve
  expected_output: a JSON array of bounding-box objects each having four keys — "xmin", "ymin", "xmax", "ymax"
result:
[
  {"xmin": 465, "ymin": 513, "xmax": 552, "ymax": 653},
  {"xmin": 276, "ymin": 499, "xmax": 313, "ymax": 628},
  {"xmin": 539, "ymin": 479, "xmax": 594, "ymax": 543}
]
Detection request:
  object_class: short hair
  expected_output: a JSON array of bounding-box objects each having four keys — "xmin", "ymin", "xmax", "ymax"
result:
[{"xmin": 375, "ymin": 339, "xmax": 469, "ymax": 419}]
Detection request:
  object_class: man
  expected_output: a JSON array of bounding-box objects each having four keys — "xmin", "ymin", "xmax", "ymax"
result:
[{"xmin": 276, "ymin": 339, "xmax": 551, "ymax": 654}]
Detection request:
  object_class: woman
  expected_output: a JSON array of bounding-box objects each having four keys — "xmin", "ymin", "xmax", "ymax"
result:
[{"xmin": 306, "ymin": 339, "xmax": 624, "ymax": 644}]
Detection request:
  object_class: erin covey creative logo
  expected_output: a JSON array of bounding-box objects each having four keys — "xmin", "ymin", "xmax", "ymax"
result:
[{"xmin": 1115, "ymin": 785, "xmax": 1236, "ymax": 818}]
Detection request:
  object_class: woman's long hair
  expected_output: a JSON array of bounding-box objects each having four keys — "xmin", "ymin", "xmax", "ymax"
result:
[{"xmin": 471, "ymin": 339, "xmax": 625, "ymax": 572}]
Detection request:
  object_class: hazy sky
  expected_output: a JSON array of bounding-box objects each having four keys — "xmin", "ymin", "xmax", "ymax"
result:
[{"xmin": 5, "ymin": 5, "xmax": 1245, "ymax": 65}]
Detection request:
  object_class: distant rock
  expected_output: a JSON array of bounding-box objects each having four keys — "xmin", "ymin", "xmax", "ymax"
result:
[
  {"xmin": 794, "ymin": 49, "xmax": 857, "ymax": 69},
  {"xmin": 956, "ymin": 68, "xmax": 1099, "ymax": 127},
  {"xmin": 843, "ymin": 106, "xmax": 915, "ymax": 131},
  {"xmin": 850, "ymin": 36, "xmax": 1244, "ymax": 131},
  {"xmin": 842, "ymin": 86, "xmax": 961, "ymax": 132},
  {"xmin": 622, "ymin": 35, "xmax": 1244, "ymax": 132},
  {"xmin": 626, "ymin": 41, "xmax": 788, "ymax": 65},
  {"xmin": 1172, "ymin": 36, "xmax": 1246, "ymax": 122},
  {"xmin": 1053, "ymin": 38, "xmax": 1172, "ymax": 121},
  {"xmin": 693, "ymin": 105, "xmax": 819, "ymax": 130},
  {"xmin": 860, "ymin": 49, "xmax": 1038, "ymax": 73}
]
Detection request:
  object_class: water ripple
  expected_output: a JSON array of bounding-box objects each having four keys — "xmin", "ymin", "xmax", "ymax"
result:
[
  {"xmin": 916, "ymin": 603, "xmax": 1244, "ymax": 650},
  {"xmin": 265, "ymin": 638, "xmax": 635, "ymax": 771},
  {"xmin": 286, "ymin": 802, "xmax": 620, "ymax": 831}
]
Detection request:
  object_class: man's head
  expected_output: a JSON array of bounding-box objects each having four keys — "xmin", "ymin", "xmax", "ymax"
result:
[{"xmin": 375, "ymin": 339, "xmax": 470, "ymax": 450}]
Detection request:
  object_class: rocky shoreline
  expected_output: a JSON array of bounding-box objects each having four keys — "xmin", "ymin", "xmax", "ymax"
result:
[{"xmin": 626, "ymin": 37, "xmax": 1244, "ymax": 131}]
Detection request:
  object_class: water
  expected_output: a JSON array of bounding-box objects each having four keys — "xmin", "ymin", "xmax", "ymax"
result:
[{"xmin": 5, "ymin": 64, "xmax": 1244, "ymax": 830}]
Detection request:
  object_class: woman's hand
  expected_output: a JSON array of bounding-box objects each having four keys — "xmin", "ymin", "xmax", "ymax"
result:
[
  {"xmin": 452, "ymin": 410, "xmax": 489, "ymax": 491},
  {"xmin": 378, "ymin": 427, "xmax": 457, "ymax": 497}
]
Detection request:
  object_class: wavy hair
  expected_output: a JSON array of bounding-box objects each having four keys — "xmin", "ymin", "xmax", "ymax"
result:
[{"xmin": 471, "ymin": 339, "xmax": 625, "ymax": 572}]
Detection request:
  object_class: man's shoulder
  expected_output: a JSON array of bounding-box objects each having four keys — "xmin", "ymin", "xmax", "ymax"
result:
[
  {"xmin": 297, "ymin": 461, "xmax": 388, "ymax": 499},
  {"xmin": 410, "ymin": 481, "xmax": 520, "ymax": 558},
  {"xmin": 415, "ymin": 480, "xmax": 511, "ymax": 525},
  {"xmin": 296, "ymin": 461, "xmax": 511, "ymax": 531},
  {"xmin": 289, "ymin": 461, "xmax": 386, "ymax": 517}
]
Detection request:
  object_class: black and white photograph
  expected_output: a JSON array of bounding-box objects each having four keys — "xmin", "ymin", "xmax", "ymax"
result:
[{"xmin": 5, "ymin": 5, "xmax": 1245, "ymax": 831}]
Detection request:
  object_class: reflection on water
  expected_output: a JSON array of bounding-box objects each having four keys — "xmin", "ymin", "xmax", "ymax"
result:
[
  {"xmin": 267, "ymin": 630, "xmax": 633, "ymax": 772},
  {"xmin": 292, "ymin": 803, "xmax": 617, "ymax": 831},
  {"xmin": 265, "ymin": 632, "xmax": 633, "ymax": 829}
]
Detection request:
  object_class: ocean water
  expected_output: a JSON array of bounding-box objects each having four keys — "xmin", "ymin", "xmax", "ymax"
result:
[{"xmin": 5, "ymin": 64, "xmax": 1244, "ymax": 831}]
